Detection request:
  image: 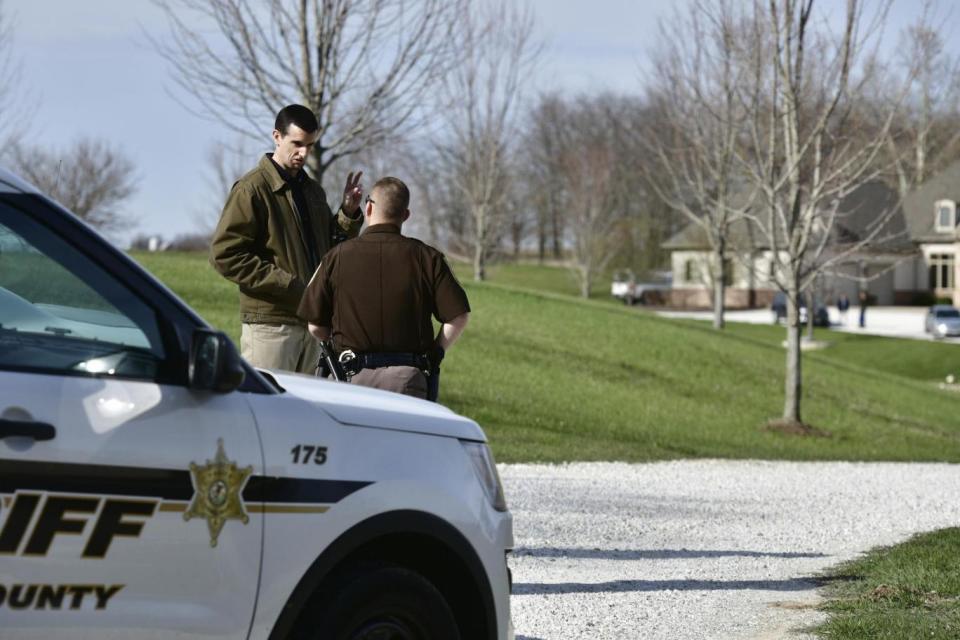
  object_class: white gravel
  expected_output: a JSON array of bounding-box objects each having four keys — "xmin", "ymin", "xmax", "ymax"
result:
[{"xmin": 501, "ymin": 460, "xmax": 960, "ymax": 639}]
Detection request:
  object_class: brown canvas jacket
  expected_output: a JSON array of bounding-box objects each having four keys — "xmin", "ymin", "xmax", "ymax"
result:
[{"xmin": 210, "ymin": 155, "xmax": 362, "ymax": 325}]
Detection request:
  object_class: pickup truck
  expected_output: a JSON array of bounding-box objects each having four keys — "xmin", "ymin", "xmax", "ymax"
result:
[{"xmin": 611, "ymin": 270, "xmax": 671, "ymax": 305}]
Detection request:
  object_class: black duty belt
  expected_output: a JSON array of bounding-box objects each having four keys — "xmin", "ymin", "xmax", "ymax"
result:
[{"xmin": 338, "ymin": 350, "xmax": 430, "ymax": 377}]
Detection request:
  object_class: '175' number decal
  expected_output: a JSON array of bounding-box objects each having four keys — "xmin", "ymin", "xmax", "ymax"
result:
[{"xmin": 291, "ymin": 445, "xmax": 328, "ymax": 465}]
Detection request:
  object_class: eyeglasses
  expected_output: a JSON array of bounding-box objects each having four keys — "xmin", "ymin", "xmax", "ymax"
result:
[{"xmin": 364, "ymin": 195, "xmax": 375, "ymax": 205}]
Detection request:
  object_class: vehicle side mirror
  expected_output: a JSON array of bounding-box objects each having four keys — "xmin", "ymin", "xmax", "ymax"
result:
[{"xmin": 189, "ymin": 329, "xmax": 245, "ymax": 393}]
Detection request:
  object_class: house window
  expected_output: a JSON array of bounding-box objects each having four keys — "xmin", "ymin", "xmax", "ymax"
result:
[
  {"xmin": 684, "ymin": 259, "xmax": 700, "ymax": 283},
  {"xmin": 723, "ymin": 258, "xmax": 734, "ymax": 286},
  {"xmin": 935, "ymin": 200, "xmax": 957, "ymax": 232},
  {"xmin": 928, "ymin": 253, "xmax": 955, "ymax": 290}
]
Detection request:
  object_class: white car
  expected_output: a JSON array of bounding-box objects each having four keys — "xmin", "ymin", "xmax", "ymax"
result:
[
  {"xmin": 0, "ymin": 168, "xmax": 514, "ymax": 640},
  {"xmin": 924, "ymin": 304, "xmax": 960, "ymax": 339}
]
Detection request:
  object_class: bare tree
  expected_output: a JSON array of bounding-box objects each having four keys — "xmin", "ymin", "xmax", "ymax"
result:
[
  {"xmin": 153, "ymin": 0, "xmax": 465, "ymax": 183},
  {"xmin": 11, "ymin": 140, "xmax": 138, "ymax": 234},
  {"xmin": 524, "ymin": 94, "xmax": 569, "ymax": 263},
  {"xmin": 885, "ymin": 2, "xmax": 960, "ymax": 195},
  {"xmin": 436, "ymin": 1, "xmax": 539, "ymax": 281},
  {"xmin": 195, "ymin": 141, "xmax": 252, "ymax": 233},
  {"xmin": 399, "ymin": 147, "xmax": 450, "ymax": 248},
  {"xmin": 739, "ymin": 0, "xmax": 909, "ymax": 428},
  {"xmin": 0, "ymin": 0, "xmax": 28, "ymax": 151},
  {"xmin": 645, "ymin": 0, "xmax": 758, "ymax": 329},
  {"xmin": 562, "ymin": 101, "xmax": 627, "ymax": 298}
]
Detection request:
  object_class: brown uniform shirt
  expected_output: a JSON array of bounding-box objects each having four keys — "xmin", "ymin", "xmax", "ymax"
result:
[{"xmin": 297, "ymin": 223, "xmax": 470, "ymax": 354}]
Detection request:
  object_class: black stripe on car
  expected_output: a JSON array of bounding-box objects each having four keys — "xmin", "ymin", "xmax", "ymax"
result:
[{"xmin": 0, "ymin": 460, "xmax": 371, "ymax": 504}]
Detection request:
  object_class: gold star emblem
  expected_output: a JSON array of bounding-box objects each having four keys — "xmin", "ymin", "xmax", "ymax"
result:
[{"xmin": 184, "ymin": 439, "xmax": 253, "ymax": 547}]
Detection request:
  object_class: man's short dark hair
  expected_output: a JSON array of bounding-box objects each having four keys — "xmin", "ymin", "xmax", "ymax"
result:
[
  {"xmin": 275, "ymin": 104, "xmax": 319, "ymax": 135},
  {"xmin": 372, "ymin": 177, "xmax": 410, "ymax": 221}
]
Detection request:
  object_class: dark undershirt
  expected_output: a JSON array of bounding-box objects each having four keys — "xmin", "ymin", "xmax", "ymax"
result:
[{"xmin": 269, "ymin": 155, "xmax": 319, "ymax": 272}]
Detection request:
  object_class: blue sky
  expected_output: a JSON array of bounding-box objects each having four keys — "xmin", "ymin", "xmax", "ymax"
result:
[{"xmin": 6, "ymin": 0, "xmax": 952, "ymax": 246}]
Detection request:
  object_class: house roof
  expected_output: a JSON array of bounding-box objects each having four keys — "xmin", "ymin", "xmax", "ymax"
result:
[
  {"xmin": 663, "ymin": 181, "xmax": 912, "ymax": 253},
  {"xmin": 900, "ymin": 160, "xmax": 960, "ymax": 244}
]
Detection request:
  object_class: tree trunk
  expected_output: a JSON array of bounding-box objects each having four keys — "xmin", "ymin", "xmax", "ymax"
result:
[
  {"xmin": 551, "ymin": 209, "xmax": 563, "ymax": 259},
  {"xmin": 806, "ymin": 289, "xmax": 815, "ymax": 341},
  {"xmin": 537, "ymin": 221, "xmax": 546, "ymax": 263},
  {"xmin": 713, "ymin": 246, "xmax": 726, "ymax": 330},
  {"xmin": 309, "ymin": 145, "xmax": 328, "ymax": 185},
  {"xmin": 580, "ymin": 267, "xmax": 591, "ymax": 298},
  {"xmin": 474, "ymin": 206, "xmax": 487, "ymax": 281},
  {"xmin": 783, "ymin": 284, "xmax": 803, "ymax": 424},
  {"xmin": 473, "ymin": 244, "xmax": 486, "ymax": 281}
]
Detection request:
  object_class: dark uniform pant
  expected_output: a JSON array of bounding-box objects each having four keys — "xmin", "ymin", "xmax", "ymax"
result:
[{"xmin": 350, "ymin": 366, "xmax": 428, "ymax": 399}]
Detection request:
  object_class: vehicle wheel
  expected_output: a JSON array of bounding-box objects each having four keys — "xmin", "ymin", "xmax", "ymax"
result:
[{"xmin": 301, "ymin": 566, "xmax": 461, "ymax": 640}]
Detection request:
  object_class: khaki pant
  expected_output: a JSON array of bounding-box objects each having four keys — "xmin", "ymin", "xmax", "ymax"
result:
[
  {"xmin": 240, "ymin": 323, "xmax": 319, "ymax": 374},
  {"xmin": 351, "ymin": 366, "xmax": 427, "ymax": 399}
]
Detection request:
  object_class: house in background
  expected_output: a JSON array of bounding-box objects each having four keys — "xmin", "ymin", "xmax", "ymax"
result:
[
  {"xmin": 659, "ymin": 175, "xmax": 953, "ymax": 309},
  {"xmin": 897, "ymin": 161, "xmax": 960, "ymax": 306}
]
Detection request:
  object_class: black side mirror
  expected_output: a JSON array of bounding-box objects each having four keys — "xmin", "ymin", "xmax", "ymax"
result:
[{"xmin": 189, "ymin": 329, "xmax": 245, "ymax": 393}]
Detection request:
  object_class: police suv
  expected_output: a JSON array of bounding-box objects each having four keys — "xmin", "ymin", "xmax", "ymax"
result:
[{"xmin": 0, "ymin": 168, "xmax": 514, "ymax": 639}]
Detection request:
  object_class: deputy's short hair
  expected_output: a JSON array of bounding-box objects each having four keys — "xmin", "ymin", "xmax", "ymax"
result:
[
  {"xmin": 275, "ymin": 104, "xmax": 319, "ymax": 135},
  {"xmin": 372, "ymin": 177, "xmax": 410, "ymax": 221}
]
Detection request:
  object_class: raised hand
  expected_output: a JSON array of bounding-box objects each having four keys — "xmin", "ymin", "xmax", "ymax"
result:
[{"xmin": 342, "ymin": 171, "xmax": 363, "ymax": 212}]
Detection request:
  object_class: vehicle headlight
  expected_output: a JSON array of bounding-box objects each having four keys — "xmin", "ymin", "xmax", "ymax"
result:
[
  {"xmin": 461, "ymin": 441, "xmax": 507, "ymax": 512},
  {"xmin": 939, "ymin": 323, "xmax": 948, "ymax": 333}
]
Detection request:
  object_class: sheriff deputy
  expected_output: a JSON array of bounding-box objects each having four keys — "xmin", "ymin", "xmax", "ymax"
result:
[{"xmin": 297, "ymin": 176, "xmax": 469, "ymax": 401}]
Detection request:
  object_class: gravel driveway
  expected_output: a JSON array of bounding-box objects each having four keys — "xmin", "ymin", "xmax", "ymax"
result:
[{"xmin": 501, "ymin": 461, "xmax": 960, "ymax": 639}]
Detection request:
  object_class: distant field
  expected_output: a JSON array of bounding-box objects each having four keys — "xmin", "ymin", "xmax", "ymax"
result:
[
  {"xmin": 132, "ymin": 251, "xmax": 960, "ymax": 463},
  {"xmin": 448, "ymin": 259, "xmax": 618, "ymax": 302}
]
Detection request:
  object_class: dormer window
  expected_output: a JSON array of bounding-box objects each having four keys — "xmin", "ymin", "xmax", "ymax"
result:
[{"xmin": 935, "ymin": 199, "xmax": 957, "ymax": 232}]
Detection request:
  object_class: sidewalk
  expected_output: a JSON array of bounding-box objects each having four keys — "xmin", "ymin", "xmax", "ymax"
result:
[{"xmin": 656, "ymin": 306, "xmax": 960, "ymax": 344}]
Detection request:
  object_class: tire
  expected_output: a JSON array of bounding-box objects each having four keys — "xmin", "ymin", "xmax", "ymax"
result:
[{"xmin": 302, "ymin": 566, "xmax": 461, "ymax": 640}]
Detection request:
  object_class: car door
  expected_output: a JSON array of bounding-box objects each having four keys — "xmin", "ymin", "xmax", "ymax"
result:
[{"xmin": 0, "ymin": 195, "xmax": 263, "ymax": 639}]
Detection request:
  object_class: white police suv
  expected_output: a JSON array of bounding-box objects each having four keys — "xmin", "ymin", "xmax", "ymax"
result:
[{"xmin": 0, "ymin": 168, "xmax": 514, "ymax": 639}]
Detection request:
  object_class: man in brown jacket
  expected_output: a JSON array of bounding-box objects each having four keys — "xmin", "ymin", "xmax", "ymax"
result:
[
  {"xmin": 297, "ymin": 177, "xmax": 470, "ymax": 400},
  {"xmin": 210, "ymin": 104, "xmax": 364, "ymax": 373}
]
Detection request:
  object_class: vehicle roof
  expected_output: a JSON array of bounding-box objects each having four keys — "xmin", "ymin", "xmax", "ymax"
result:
[
  {"xmin": 0, "ymin": 167, "xmax": 39, "ymax": 194},
  {"xmin": 930, "ymin": 304, "xmax": 958, "ymax": 311}
]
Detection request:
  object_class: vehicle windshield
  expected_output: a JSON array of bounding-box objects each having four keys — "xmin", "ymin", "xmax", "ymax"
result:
[
  {"xmin": 0, "ymin": 204, "xmax": 164, "ymax": 379},
  {"xmin": 936, "ymin": 309, "xmax": 960, "ymax": 318}
]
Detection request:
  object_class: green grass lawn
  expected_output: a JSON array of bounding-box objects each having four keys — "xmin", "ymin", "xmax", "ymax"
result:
[
  {"xmin": 814, "ymin": 529, "xmax": 960, "ymax": 639},
  {"xmin": 132, "ymin": 251, "xmax": 960, "ymax": 463},
  {"xmin": 448, "ymin": 259, "xmax": 618, "ymax": 302},
  {"xmin": 722, "ymin": 322, "xmax": 960, "ymax": 385}
]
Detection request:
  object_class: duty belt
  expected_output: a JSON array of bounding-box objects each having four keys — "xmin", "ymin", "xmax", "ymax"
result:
[{"xmin": 338, "ymin": 350, "xmax": 430, "ymax": 378}]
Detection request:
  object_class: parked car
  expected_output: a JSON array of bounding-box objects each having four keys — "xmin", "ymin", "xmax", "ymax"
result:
[
  {"xmin": 610, "ymin": 269, "xmax": 671, "ymax": 305},
  {"xmin": 771, "ymin": 292, "xmax": 830, "ymax": 327},
  {"xmin": 924, "ymin": 304, "xmax": 960, "ymax": 338},
  {"xmin": 0, "ymin": 168, "xmax": 514, "ymax": 639}
]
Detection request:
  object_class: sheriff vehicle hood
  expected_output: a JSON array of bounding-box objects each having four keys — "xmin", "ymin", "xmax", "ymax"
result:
[{"xmin": 266, "ymin": 370, "xmax": 487, "ymax": 442}]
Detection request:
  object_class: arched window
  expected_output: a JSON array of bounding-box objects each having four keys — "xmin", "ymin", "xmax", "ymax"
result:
[{"xmin": 935, "ymin": 199, "xmax": 956, "ymax": 232}]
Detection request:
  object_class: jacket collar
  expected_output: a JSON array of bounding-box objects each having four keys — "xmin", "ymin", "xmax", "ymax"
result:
[
  {"xmin": 259, "ymin": 154, "xmax": 299, "ymax": 194},
  {"xmin": 362, "ymin": 223, "xmax": 401, "ymax": 235}
]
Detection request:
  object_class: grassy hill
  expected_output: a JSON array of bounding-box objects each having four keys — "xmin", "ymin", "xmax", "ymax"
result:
[{"xmin": 132, "ymin": 251, "xmax": 960, "ymax": 463}]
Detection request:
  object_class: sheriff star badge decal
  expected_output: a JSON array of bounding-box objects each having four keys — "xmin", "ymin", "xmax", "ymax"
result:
[{"xmin": 184, "ymin": 438, "xmax": 253, "ymax": 547}]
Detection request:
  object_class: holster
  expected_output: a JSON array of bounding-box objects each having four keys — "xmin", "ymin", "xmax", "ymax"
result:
[
  {"xmin": 426, "ymin": 367, "xmax": 440, "ymax": 402},
  {"xmin": 316, "ymin": 340, "xmax": 346, "ymax": 381}
]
